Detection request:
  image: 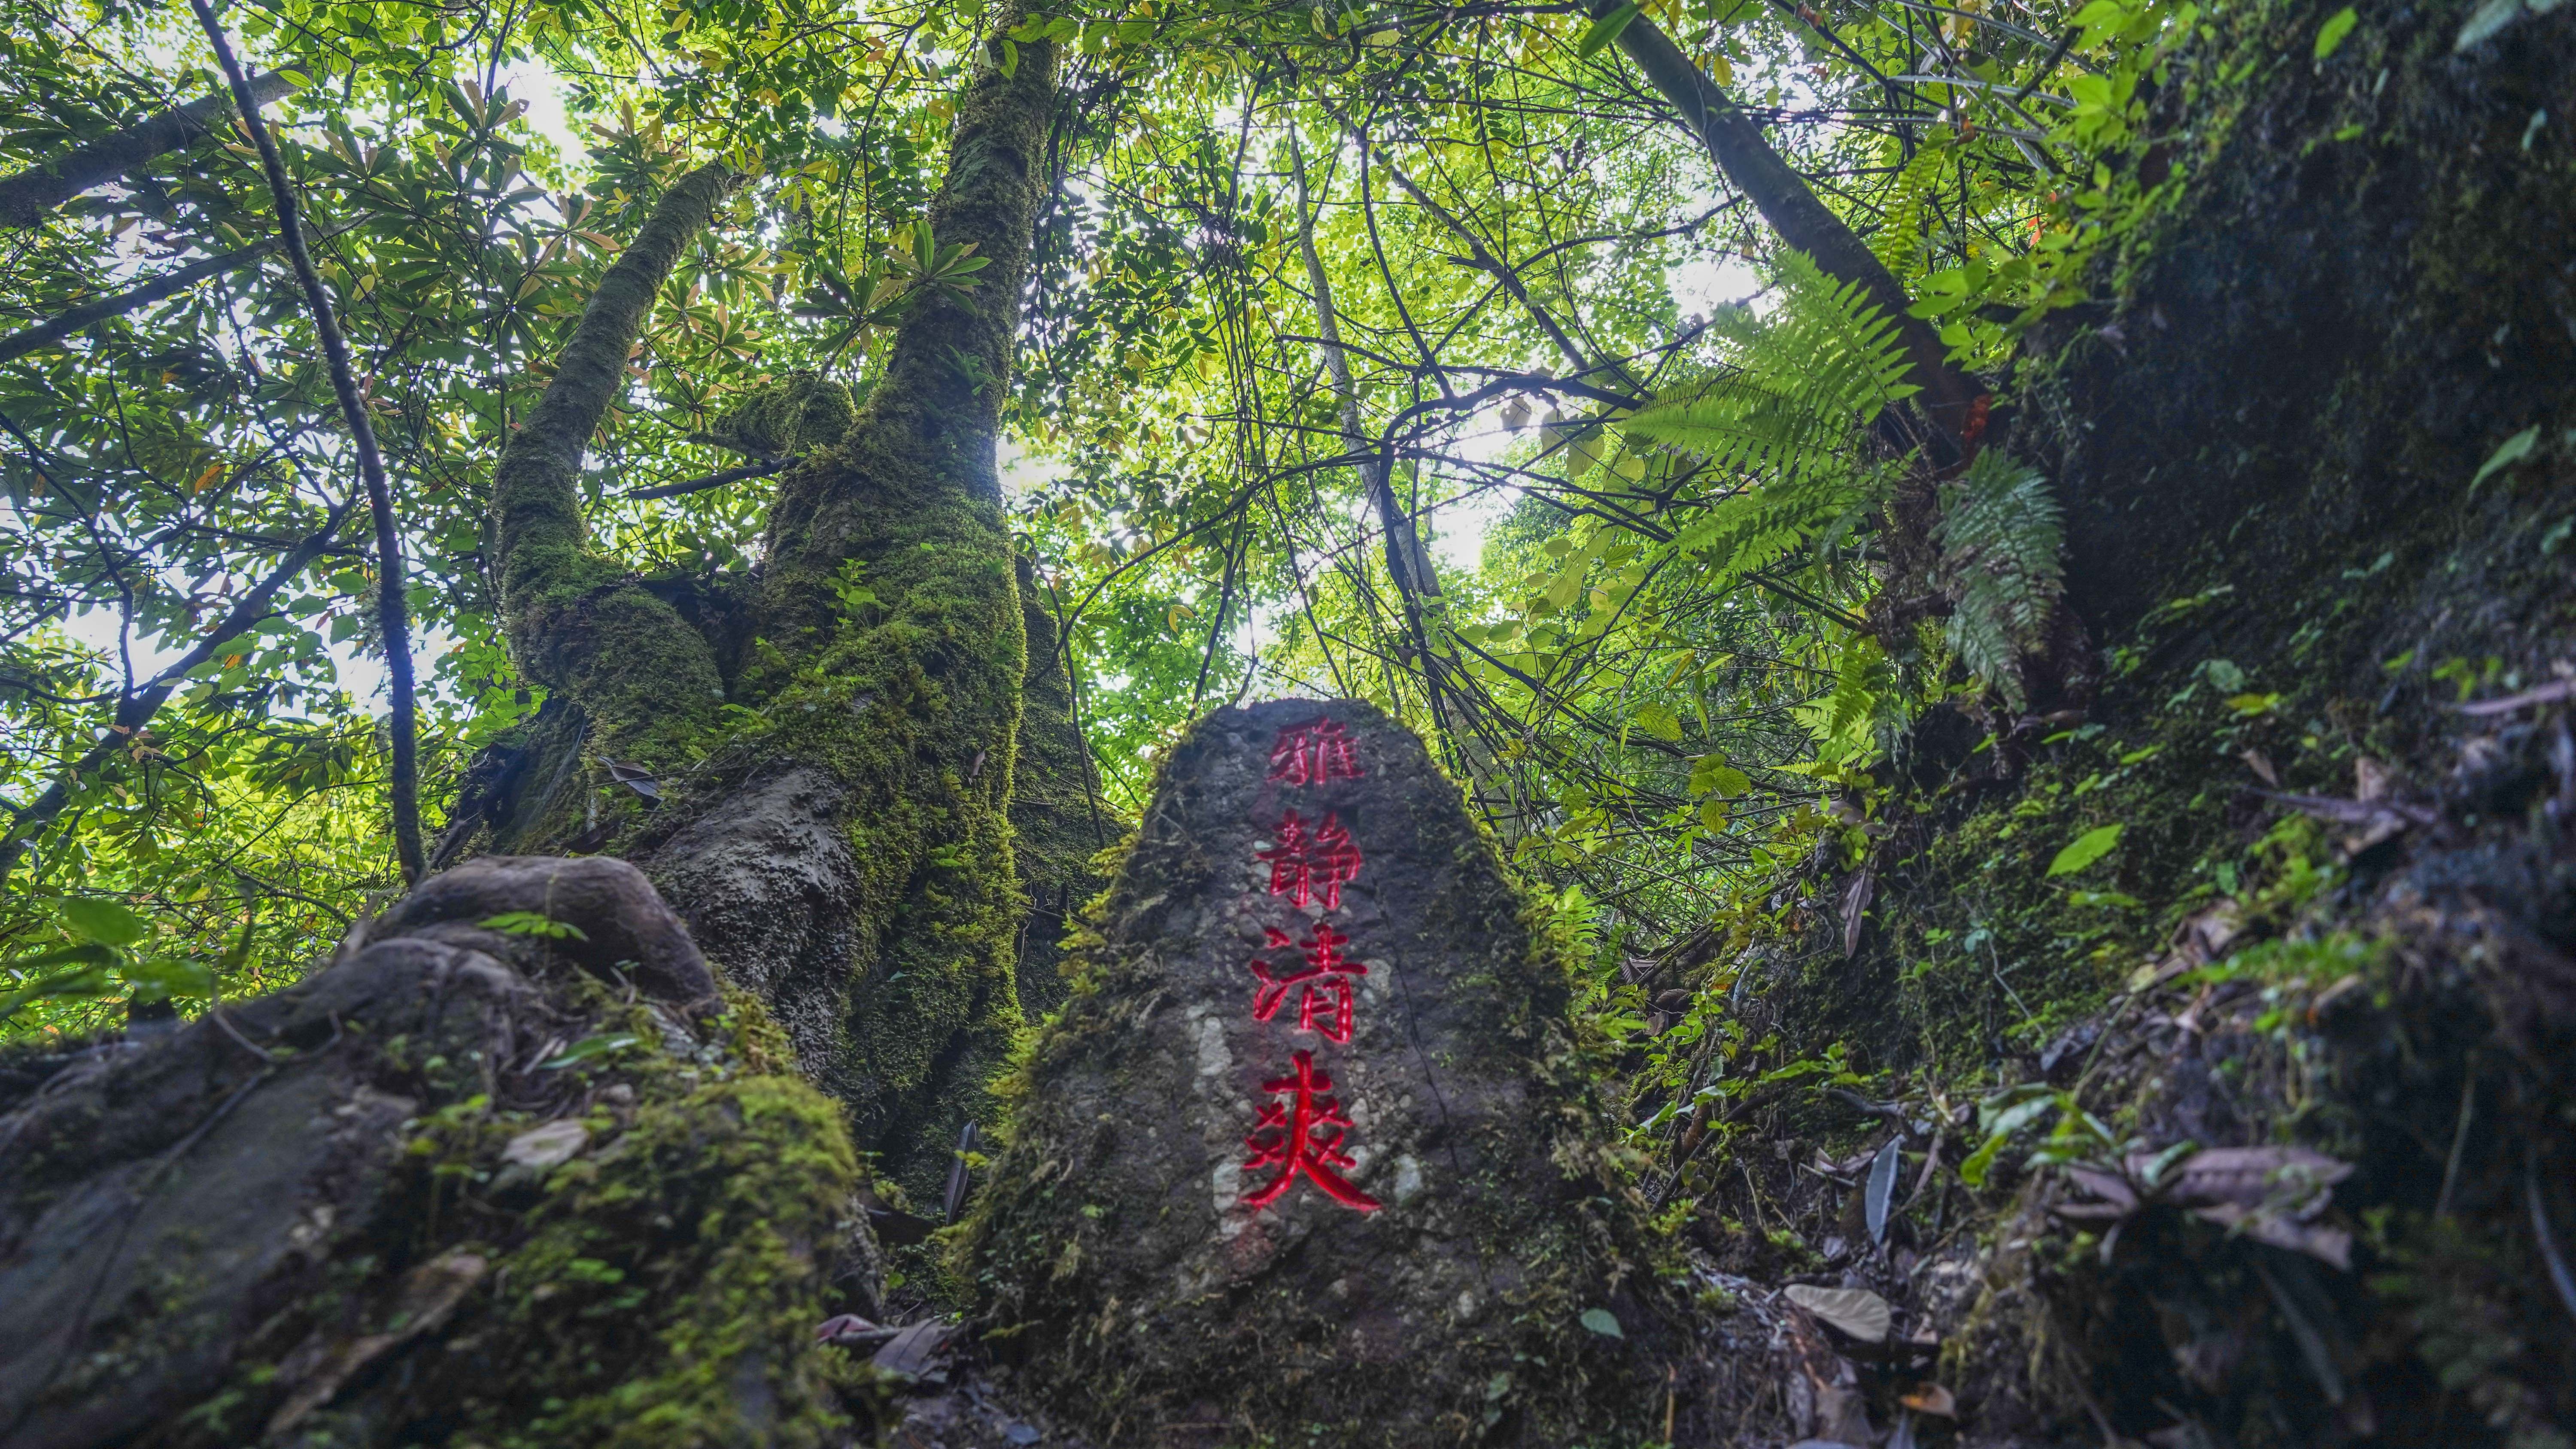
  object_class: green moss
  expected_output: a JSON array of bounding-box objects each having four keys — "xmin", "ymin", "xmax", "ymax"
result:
[
  {"xmin": 700, "ymin": 373, "xmax": 857, "ymax": 459},
  {"xmin": 470, "ymin": 1072, "xmax": 860, "ymax": 1448},
  {"xmin": 242, "ymin": 985, "xmax": 868, "ymax": 1447}
]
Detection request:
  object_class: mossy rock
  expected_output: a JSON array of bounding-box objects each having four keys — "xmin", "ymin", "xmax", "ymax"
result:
[
  {"xmin": 969, "ymin": 700, "xmax": 1674, "ymax": 1446},
  {"xmin": 0, "ymin": 858, "xmax": 876, "ymax": 1449}
]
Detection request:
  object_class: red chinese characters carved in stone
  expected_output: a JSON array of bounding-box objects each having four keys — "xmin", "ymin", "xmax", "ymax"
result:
[
  {"xmin": 1240, "ymin": 1048, "xmax": 1380, "ymax": 1212},
  {"xmin": 1268, "ymin": 717, "xmax": 1364, "ymax": 786},
  {"xmin": 1246, "ymin": 922, "xmax": 1367, "ymax": 1043},
  {"xmin": 1257, "ymin": 809, "xmax": 1363, "ymax": 910}
]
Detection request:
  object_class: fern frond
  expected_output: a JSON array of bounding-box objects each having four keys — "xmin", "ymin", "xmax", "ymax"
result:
[
  {"xmin": 1618, "ymin": 249, "xmax": 1920, "ymax": 591},
  {"xmin": 1934, "ymin": 449, "xmax": 2065, "ymax": 710},
  {"xmin": 1621, "ymin": 251, "xmax": 1918, "ymax": 486},
  {"xmin": 1874, "ymin": 146, "xmax": 1947, "ymax": 282}
]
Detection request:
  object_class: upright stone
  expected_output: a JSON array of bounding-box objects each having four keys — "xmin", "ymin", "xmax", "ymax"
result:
[{"xmin": 971, "ymin": 699, "xmax": 1668, "ymax": 1444}]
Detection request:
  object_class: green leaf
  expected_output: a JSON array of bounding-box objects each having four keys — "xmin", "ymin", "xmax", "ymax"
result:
[
  {"xmin": 125, "ymin": 954, "xmax": 216, "ymax": 1001},
  {"xmin": 0, "ymin": 961, "xmax": 117, "ymax": 1023},
  {"xmin": 57, "ymin": 896, "xmax": 148, "ymax": 947},
  {"xmin": 2470, "ymin": 424, "xmax": 2540, "ymax": 491},
  {"xmin": 1956, "ymin": 1132, "xmax": 2008, "ymax": 1186},
  {"xmin": 1578, "ymin": 1307, "xmax": 1625, "ymax": 1338},
  {"xmin": 0, "ymin": 941, "xmax": 116, "ymax": 975},
  {"xmin": 538, "ymin": 1033, "xmax": 642, "ymax": 1070},
  {"xmin": 2040, "ymin": 823, "xmax": 2123, "ymax": 880},
  {"xmin": 1634, "ymin": 700, "xmax": 1684, "ymax": 742},
  {"xmin": 997, "ymin": 36, "xmax": 1020, "ymax": 77},
  {"xmin": 1577, "ymin": 3, "xmax": 1642, "ymax": 59},
  {"xmin": 1690, "ymin": 754, "xmax": 1751, "ymax": 798},
  {"xmin": 2047, "ymin": 823, "xmax": 2124, "ymax": 878},
  {"xmin": 2313, "ymin": 6, "xmax": 2358, "ymax": 58},
  {"xmin": 479, "ymin": 911, "xmax": 590, "ymax": 941}
]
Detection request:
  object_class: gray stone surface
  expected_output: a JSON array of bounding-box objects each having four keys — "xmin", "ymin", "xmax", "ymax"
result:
[{"xmin": 973, "ymin": 699, "xmax": 1665, "ymax": 1445}]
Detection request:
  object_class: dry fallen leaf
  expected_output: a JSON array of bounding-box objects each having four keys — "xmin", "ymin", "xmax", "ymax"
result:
[
  {"xmin": 501, "ymin": 1119, "xmax": 590, "ymax": 1172},
  {"xmin": 871, "ymin": 1318, "xmax": 957, "ymax": 1379},
  {"xmin": 1784, "ymin": 1284, "xmax": 1892, "ymax": 1343},
  {"xmin": 2151, "ymin": 1146, "xmax": 2351, "ymax": 1211},
  {"xmin": 1900, "ymin": 1382, "xmax": 1957, "ymax": 1417},
  {"xmin": 2191, "ymin": 1203, "xmax": 2354, "ymax": 1268}
]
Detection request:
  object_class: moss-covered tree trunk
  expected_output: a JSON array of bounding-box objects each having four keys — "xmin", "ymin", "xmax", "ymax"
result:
[
  {"xmin": 437, "ymin": 20, "xmax": 1062, "ymax": 1199},
  {"xmin": 1, "ymin": 20, "xmax": 1071, "ymax": 1446}
]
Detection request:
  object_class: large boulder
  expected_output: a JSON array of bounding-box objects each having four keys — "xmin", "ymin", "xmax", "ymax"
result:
[{"xmin": 969, "ymin": 700, "xmax": 1675, "ymax": 1445}]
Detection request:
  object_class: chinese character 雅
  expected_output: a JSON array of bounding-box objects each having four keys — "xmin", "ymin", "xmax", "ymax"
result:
[{"xmin": 1267, "ymin": 718, "xmax": 1363, "ymax": 786}]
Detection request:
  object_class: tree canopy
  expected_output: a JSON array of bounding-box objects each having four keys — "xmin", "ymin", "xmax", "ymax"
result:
[{"xmin": 0, "ymin": 0, "xmax": 2193, "ymax": 1040}]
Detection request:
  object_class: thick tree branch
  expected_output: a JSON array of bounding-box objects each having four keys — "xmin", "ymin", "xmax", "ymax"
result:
[
  {"xmin": 878, "ymin": 26, "xmax": 1060, "ymax": 495},
  {"xmin": 0, "ymin": 243, "xmax": 271, "ymax": 365},
  {"xmin": 759, "ymin": 12, "xmax": 1058, "ymax": 594},
  {"xmin": 485, "ymin": 162, "xmax": 734, "ymax": 763},
  {"xmin": 189, "ymin": 3, "xmax": 423, "ymax": 883},
  {"xmin": 1602, "ymin": 3, "xmax": 1984, "ymax": 446},
  {"xmin": 0, "ymin": 70, "xmax": 301, "ymax": 229}
]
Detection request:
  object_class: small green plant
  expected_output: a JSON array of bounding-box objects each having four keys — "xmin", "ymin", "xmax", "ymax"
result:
[
  {"xmin": 478, "ymin": 911, "xmax": 590, "ymax": 941},
  {"xmin": 1937, "ymin": 450, "xmax": 2066, "ymax": 710}
]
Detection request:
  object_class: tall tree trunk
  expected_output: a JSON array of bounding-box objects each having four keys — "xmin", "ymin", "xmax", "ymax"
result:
[{"xmin": 449, "ymin": 18, "xmax": 1063, "ymax": 1199}]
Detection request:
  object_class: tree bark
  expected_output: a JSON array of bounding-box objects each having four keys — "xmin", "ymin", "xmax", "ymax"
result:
[
  {"xmin": 0, "ymin": 71, "xmax": 300, "ymax": 228},
  {"xmin": 0, "ymin": 243, "xmax": 270, "ymax": 364},
  {"xmin": 1599, "ymin": 3, "xmax": 1985, "ymax": 447}
]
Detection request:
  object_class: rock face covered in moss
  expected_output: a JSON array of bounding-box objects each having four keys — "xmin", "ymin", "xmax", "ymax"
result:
[
  {"xmin": 0, "ymin": 857, "xmax": 871, "ymax": 1449},
  {"xmin": 972, "ymin": 700, "xmax": 1665, "ymax": 1446},
  {"xmin": 1700, "ymin": 0, "xmax": 2576, "ymax": 1442}
]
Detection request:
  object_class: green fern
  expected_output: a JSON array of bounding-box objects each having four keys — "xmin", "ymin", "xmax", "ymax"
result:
[
  {"xmin": 1618, "ymin": 249, "xmax": 1920, "ymax": 591},
  {"xmin": 1934, "ymin": 449, "xmax": 2065, "ymax": 710},
  {"xmin": 1873, "ymin": 144, "xmax": 1949, "ymax": 282},
  {"xmin": 1816, "ymin": 633, "xmax": 1895, "ymax": 758},
  {"xmin": 1621, "ymin": 249, "xmax": 1919, "ymax": 487}
]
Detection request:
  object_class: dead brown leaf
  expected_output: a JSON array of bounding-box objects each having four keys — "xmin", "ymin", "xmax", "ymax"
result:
[
  {"xmin": 871, "ymin": 1318, "xmax": 957, "ymax": 1380},
  {"xmin": 1900, "ymin": 1382, "xmax": 1958, "ymax": 1417},
  {"xmin": 1785, "ymin": 1284, "xmax": 1892, "ymax": 1343}
]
